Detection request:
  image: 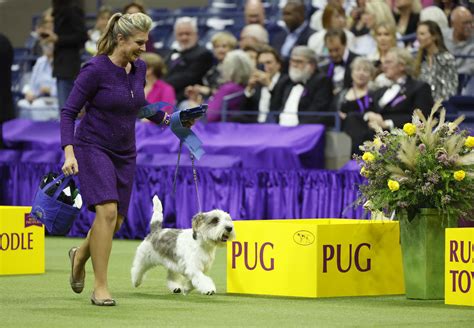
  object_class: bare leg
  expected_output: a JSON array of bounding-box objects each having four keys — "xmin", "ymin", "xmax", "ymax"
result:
[
  {"xmin": 89, "ymin": 202, "xmax": 118, "ymax": 300},
  {"xmin": 72, "ymin": 214, "xmax": 124, "ymax": 286}
]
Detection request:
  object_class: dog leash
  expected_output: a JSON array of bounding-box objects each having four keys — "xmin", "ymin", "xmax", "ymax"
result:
[{"xmin": 172, "ymin": 142, "xmax": 202, "ymax": 212}]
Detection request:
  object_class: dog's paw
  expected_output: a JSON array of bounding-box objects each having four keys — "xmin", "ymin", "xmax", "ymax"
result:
[
  {"xmin": 173, "ymin": 288, "xmax": 182, "ymax": 294},
  {"xmin": 201, "ymin": 289, "xmax": 216, "ymax": 295}
]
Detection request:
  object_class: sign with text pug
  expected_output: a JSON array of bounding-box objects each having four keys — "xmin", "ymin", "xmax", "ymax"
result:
[
  {"xmin": 227, "ymin": 219, "xmax": 404, "ymax": 298},
  {"xmin": 0, "ymin": 206, "xmax": 44, "ymax": 275}
]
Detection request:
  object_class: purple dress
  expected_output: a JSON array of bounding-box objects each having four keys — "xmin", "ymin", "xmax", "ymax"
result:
[{"xmin": 60, "ymin": 54, "xmax": 165, "ymax": 217}]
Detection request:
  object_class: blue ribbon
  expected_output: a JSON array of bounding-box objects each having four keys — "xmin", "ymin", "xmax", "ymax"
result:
[
  {"xmin": 171, "ymin": 111, "xmax": 205, "ymax": 160},
  {"xmin": 137, "ymin": 101, "xmax": 176, "ymax": 119}
]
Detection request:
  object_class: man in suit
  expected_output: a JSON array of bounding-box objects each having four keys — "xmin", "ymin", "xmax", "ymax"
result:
[
  {"xmin": 273, "ymin": 46, "xmax": 333, "ymax": 126},
  {"xmin": 238, "ymin": 46, "xmax": 289, "ymax": 123},
  {"xmin": 270, "ymin": 0, "xmax": 315, "ymax": 73},
  {"xmin": 320, "ymin": 28, "xmax": 358, "ymax": 96},
  {"xmin": 164, "ymin": 17, "xmax": 213, "ymax": 102},
  {"xmin": 366, "ymin": 47, "xmax": 433, "ymax": 130}
]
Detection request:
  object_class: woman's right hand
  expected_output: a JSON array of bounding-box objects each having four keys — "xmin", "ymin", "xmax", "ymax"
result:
[{"xmin": 62, "ymin": 145, "xmax": 79, "ymax": 176}]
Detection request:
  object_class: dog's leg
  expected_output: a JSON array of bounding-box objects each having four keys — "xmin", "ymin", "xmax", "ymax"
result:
[
  {"xmin": 167, "ymin": 270, "xmax": 186, "ymax": 294},
  {"xmin": 131, "ymin": 241, "xmax": 155, "ymax": 287},
  {"xmin": 186, "ymin": 270, "xmax": 216, "ymax": 295}
]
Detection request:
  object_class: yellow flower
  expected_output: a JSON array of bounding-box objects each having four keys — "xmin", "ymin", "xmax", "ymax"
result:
[
  {"xmin": 360, "ymin": 167, "xmax": 369, "ymax": 177},
  {"xmin": 387, "ymin": 179, "xmax": 399, "ymax": 192},
  {"xmin": 454, "ymin": 170, "xmax": 466, "ymax": 181},
  {"xmin": 362, "ymin": 152, "xmax": 375, "ymax": 162},
  {"xmin": 373, "ymin": 137, "xmax": 382, "ymax": 147},
  {"xmin": 464, "ymin": 136, "xmax": 474, "ymax": 148},
  {"xmin": 403, "ymin": 123, "xmax": 416, "ymax": 136}
]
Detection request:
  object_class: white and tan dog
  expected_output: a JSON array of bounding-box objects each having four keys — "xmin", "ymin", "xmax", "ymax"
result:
[{"xmin": 131, "ymin": 196, "xmax": 235, "ymax": 295}]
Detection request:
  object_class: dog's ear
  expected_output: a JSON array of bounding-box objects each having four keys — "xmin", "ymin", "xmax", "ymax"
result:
[{"xmin": 192, "ymin": 213, "xmax": 205, "ymax": 240}]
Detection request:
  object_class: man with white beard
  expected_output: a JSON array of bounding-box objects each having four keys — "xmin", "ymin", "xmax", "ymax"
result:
[{"xmin": 273, "ymin": 46, "xmax": 333, "ymax": 126}]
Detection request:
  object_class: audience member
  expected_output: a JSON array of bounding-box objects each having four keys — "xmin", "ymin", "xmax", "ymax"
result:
[
  {"xmin": 164, "ymin": 17, "xmax": 213, "ymax": 102},
  {"xmin": 310, "ymin": 0, "xmax": 356, "ymax": 31},
  {"xmin": 415, "ymin": 20, "xmax": 458, "ymax": 101},
  {"xmin": 349, "ymin": 0, "xmax": 370, "ymax": 37},
  {"xmin": 320, "ymin": 28, "xmax": 359, "ymax": 95},
  {"xmin": 307, "ymin": 4, "xmax": 356, "ymax": 57},
  {"xmin": 85, "ymin": 6, "xmax": 112, "ymax": 55},
  {"xmin": 369, "ymin": 47, "xmax": 433, "ymax": 132},
  {"xmin": 242, "ymin": 44, "xmax": 261, "ymax": 67},
  {"xmin": 48, "ymin": 0, "xmax": 88, "ymax": 109},
  {"xmin": 444, "ymin": 7, "xmax": 474, "ymax": 78},
  {"xmin": 368, "ymin": 22, "xmax": 398, "ymax": 88},
  {"xmin": 273, "ymin": 46, "xmax": 333, "ymax": 126},
  {"xmin": 335, "ymin": 57, "xmax": 376, "ymax": 154},
  {"xmin": 394, "ymin": 0, "xmax": 421, "ymax": 44},
  {"xmin": 239, "ymin": 24, "xmax": 269, "ymax": 49},
  {"xmin": 17, "ymin": 40, "xmax": 58, "ymax": 121},
  {"xmin": 240, "ymin": 46, "xmax": 290, "ymax": 123},
  {"xmin": 419, "ymin": 6, "xmax": 449, "ymax": 30},
  {"xmin": 25, "ymin": 8, "xmax": 54, "ymax": 57},
  {"xmin": 140, "ymin": 52, "xmax": 176, "ymax": 110},
  {"xmin": 244, "ymin": 0, "xmax": 266, "ymax": 25},
  {"xmin": 271, "ymin": 0, "xmax": 316, "ymax": 71},
  {"xmin": 352, "ymin": 0, "xmax": 396, "ymax": 55},
  {"xmin": 0, "ymin": 34, "xmax": 14, "ymax": 148},
  {"xmin": 203, "ymin": 50, "xmax": 254, "ymax": 122}
]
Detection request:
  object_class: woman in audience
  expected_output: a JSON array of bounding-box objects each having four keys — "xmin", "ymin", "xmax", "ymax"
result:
[
  {"xmin": 85, "ymin": 6, "xmax": 112, "ymax": 55},
  {"xmin": 414, "ymin": 20, "xmax": 458, "ymax": 101},
  {"xmin": 307, "ymin": 3, "xmax": 355, "ymax": 57},
  {"xmin": 188, "ymin": 50, "xmax": 253, "ymax": 122},
  {"xmin": 336, "ymin": 57, "xmax": 377, "ymax": 154},
  {"xmin": 17, "ymin": 40, "xmax": 58, "ymax": 121},
  {"xmin": 353, "ymin": 0, "xmax": 396, "ymax": 56},
  {"xmin": 141, "ymin": 52, "xmax": 176, "ymax": 109},
  {"xmin": 369, "ymin": 22, "xmax": 398, "ymax": 88},
  {"xmin": 367, "ymin": 47, "xmax": 433, "ymax": 131},
  {"xmin": 394, "ymin": 0, "xmax": 421, "ymax": 45}
]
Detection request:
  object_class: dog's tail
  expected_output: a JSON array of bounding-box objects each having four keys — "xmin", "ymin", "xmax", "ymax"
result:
[{"xmin": 150, "ymin": 195, "xmax": 163, "ymax": 232}]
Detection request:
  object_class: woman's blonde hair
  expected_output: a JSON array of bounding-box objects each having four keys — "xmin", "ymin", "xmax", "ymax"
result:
[
  {"xmin": 211, "ymin": 31, "xmax": 238, "ymax": 49},
  {"xmin": 365, "ymin": 0, "xmax": 396, "ymax": 28},
  {"xmin": 222, "ymin": 49, "xmax": 254, "ymax": 85},
  {"xmin": 373, "ymin": 22, "xmax": 397, "ymax": 47},
  {"xmin": 97, "ymin": 12, "xmax": 152, "ymax": 55},
  {"xmin": 351, "ymin": 57, "xmax": 376, "ymax": 77}
]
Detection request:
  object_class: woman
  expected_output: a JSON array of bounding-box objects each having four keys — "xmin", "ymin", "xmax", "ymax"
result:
[
  {"xmin": 336, "ymin": 57, "xmax": 376, "ymax": 154},
  {"xmin": 61, "ymin": 13, "xmax": 189, "ymax": 306},
  {"xmin": 414, "ymin": 20, "xmax": 458, "ymax": 101},
  {"xmin": 141, "ymin": 52, "xmax": 176, "ymax": 110},
  {"xmin": 367, "ymin": 47, "xmax": 433, "ymax": 131},
  {"xmin": 394, "ymin": 0, "xmax": 421, "ymax": 43},
  {"xmin": 368, "ymin": 22, "xmax": 398, "ymax": 88}
]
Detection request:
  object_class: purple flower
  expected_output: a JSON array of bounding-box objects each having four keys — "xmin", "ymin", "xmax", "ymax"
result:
[{"xmin": 418, "ymin": 143, "xmax": 426, "ymax": 153}]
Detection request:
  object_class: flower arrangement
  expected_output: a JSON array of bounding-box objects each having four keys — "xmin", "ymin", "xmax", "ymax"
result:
[{"xmin": 355, "ymin": 103, "xmax": 474, "ymax": 220}]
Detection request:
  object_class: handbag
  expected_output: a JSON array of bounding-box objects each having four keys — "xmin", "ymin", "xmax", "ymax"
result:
[{"xmin": 30, "ymin": 173, "xmax": 80, "ymax": 235}]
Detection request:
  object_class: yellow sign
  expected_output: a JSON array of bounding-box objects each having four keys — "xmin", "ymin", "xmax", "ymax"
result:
[
  {"xmin": 227, "ymin": 219, "xmax": 404, "ymax": 298},
  {"xmin": 445, "ymin": 228, "xmax": 474, "ymax": 306},
  {"xmin": 0, "ymin": 206, "xmax": 45, "ymax": 275}
]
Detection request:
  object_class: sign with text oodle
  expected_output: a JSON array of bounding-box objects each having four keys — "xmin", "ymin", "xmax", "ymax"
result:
[
  {"xmin": 445, "ymin": 228, "xmax": 474, "ymax": 306},
  {"xmin": 0, "ymin": 206, "xmax": 44, "ymax": 275},
  {"xmin": 227, "ymin": 219, "xmax": 404, "ymax": 298}
]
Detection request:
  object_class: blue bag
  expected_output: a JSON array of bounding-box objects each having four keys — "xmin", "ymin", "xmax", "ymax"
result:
[{"xmin": 30, "ymin": 173, "xmax": 80, "ymax": 235}]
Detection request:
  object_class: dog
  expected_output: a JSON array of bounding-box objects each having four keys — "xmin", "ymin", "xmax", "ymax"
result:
[{"xmin": 131, "ymin": 196, "xmax": 235, "ymax": 295}]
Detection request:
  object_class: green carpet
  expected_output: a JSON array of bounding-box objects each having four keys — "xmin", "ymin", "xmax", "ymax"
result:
[{"xmin": 1, "ymin": 237, "xmax": 473, "ymax": 327}]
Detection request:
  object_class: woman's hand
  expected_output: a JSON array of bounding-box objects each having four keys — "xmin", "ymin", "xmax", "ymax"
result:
[{"xmin": 62, "ymin": 145, "xmax": 79, "ymax": 176}]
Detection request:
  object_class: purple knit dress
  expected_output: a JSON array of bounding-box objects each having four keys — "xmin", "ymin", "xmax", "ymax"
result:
[{"xmin": 60, "ymin": 54, "xmax": 165, "ymax": 217}]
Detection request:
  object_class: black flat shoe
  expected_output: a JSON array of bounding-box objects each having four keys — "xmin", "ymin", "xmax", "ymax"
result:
[{"xmin": 90, "ymin": 292, "xmax": 116, "ymax": 306}]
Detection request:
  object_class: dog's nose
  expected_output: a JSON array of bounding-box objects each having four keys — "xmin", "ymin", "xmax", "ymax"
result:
[{"xmin": 225, "ymin": 226, "xmax": 233, "ymax": 232}]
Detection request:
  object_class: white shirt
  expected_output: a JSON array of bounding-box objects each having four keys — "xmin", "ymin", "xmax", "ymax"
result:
[
  {"xmin": 280, "ymin": 84, "xmax": 305, "ymax": 126},
  {"xmin": 258, "ymin": 73, "xmax": 281, "ymax": 123}
]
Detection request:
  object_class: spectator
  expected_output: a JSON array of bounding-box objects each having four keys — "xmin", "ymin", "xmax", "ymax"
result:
[
  {"xmin": 25, "ymin": 8, "xmax": 54, "ymax": 57},
  {"xmin": 203, "ymin": 50, "xmax": 254, "ymax": 122},
  {"xmin": 273, "ymin": 46, "xmax": 333, "ymax": 126},
  {"xmin": 349, "ymin": 0, "xmax": 370, "ymax": 37},
  {"xmin": 244, "ymin": 0, "xmax": 266, "ymax": 25},
  {"xmin": 271, "ymin": 0, "xmax": 316, "ymax": 72},
  {"xmin": 242, "ymin": 44, "xmax": 261, "ymax": 67},
  {"xmin": 369, "ymin": 47, "xmax": 433, "ymax": 131},
  {"xmin": 240, "ymin": 46, "xmax": 290, "ymax": 123},
  {"xmin": 320, "ymin": 28, "xmax": 359, "ymax": 95},
  {"xmin": 335, "ymin": 57, "xmax": 376, "ymax": 154},
  {"xmin": 419, "ymin": 6, "xmax": 449, "ymax": 30},
  {"xmin": 444, "ymin": 7, "xmax": 474, "ymax": 77},
  {"xmin": 414, "ymin": 20, "xmax": 458, "ymax": 101},
  {"xmin": 85, "ymin": 6, "xmax": 112, "ymax": 55},
  {"xmin": 368, "ymin": 22, "xmax": 398, "ymax": 88},
  {"xmin": 239, "ymin": 24, "xmax": 269, "ymax": 49},
  {"xmin": 394, "ymin": 0, "xmax": 421, "ymax": 43},
  {"xmin": 0, "ymin": 34, "xmax": 14, "ymax": 148},
  {"xmin": 17, "ymin": 40, "xmax": 58, "ymax": 121},
  {"xmin": 307, "ymin": 4, "xmax": 356, "ymax": 57},
  {"xmin": 164, "ymin": 17, "xmax": 213, "ymax": 102},
  {"xmin": 48, "ymin": 0, "xmax": 88, "ymax": 109},
  {"xmin": 140, "ymin": 52, "xmax": 176, "ymax": 110}
]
